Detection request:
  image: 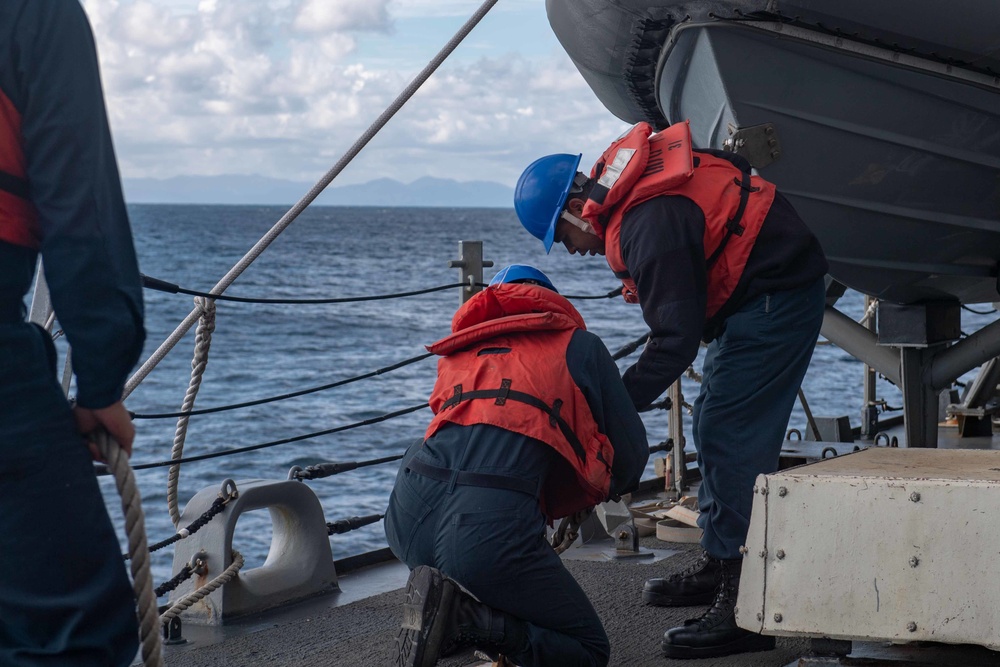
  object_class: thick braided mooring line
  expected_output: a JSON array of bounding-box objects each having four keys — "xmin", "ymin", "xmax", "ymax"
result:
[
  {"xmin": 168, "ymin": 297, "xmax": 216, "ymax": 527},
  {"xmin": 95, "ymin": 432, "xmax": 163, "ymax": 667},
  {"xmin": 160, "ymin": 551, "xmax": 245, "ymax": 625}
]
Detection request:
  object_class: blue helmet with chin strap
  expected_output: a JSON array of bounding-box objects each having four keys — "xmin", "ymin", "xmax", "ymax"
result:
[
  {"xmin": 514, "ymin": 153, "xmax": 582, "ymax": 253},
  {"xmin": 489, "ymin": 264, "xmax": 558, "ymax": 293}
]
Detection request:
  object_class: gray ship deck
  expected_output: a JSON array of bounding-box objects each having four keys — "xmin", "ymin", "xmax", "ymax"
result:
[
  {"xmin": 160, "ymin": 540, "xmax": 816, "ymax": 667},
  {"xmin": 157, "ymin": 422, "xmax": 1000, "ymax": 667}
]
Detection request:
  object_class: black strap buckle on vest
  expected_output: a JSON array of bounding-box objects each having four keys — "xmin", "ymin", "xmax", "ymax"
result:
[
  {"xmin": 0, "ymin": 170, "xmax": 29, "ymax": 201},
  {"xmin": 440, "ymin": 380, "xmax": 587, "ymax": 461},
  {"xmin": 405, "ymin": 457, "xmax": 538, "ymax": 496},
  {"xmin": 706, "ymin": 170, "xmax": 759, "ymax": 269}
]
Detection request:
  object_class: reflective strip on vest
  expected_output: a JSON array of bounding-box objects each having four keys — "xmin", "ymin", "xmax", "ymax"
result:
[{"xmin": 585, "ymin": 121, "xmax": 775, "ymax": 318}]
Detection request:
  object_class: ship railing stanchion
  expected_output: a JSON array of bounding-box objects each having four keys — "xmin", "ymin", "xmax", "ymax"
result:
[
  {"xmin": 448, "ymin": 240, "xmax": 492, "ymax": 305},
  {"xmin": 668, "ymin": 378, "xmax": 688, "ymax": 497}
]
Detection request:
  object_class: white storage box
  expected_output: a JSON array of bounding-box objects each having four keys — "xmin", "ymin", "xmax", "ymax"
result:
[{"xmin": 736, "ymin": 447, "xmax": 1000, "ymax": 650}]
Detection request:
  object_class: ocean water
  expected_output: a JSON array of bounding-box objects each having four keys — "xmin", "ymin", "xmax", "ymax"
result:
[{"xmin": 89, "ymin": 203, "xmax": 986, "ymax": 590}]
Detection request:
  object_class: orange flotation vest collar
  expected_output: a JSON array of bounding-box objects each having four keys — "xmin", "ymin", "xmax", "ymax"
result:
[
  {"xmin": 582, "ymin": 121, "xmax": 775, "ymax": 319},
  {"xmin": 0, "ymin": 88, "xmax": 40, "ymax": 249},
  {"xmin": 425, "ymin": 283, "xmax": 614, "ymax": 519}
]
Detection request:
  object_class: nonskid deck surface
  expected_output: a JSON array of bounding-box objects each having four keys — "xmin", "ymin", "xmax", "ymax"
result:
[
  {"xmin": 154, "ymin": 425, "xmax": 1000, "ymax": 667},
  {"xmin": 160, "ymin": 541, "xmax": 813, "ymax": 667}
]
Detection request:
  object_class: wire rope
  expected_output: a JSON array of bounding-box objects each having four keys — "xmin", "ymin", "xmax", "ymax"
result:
[{"xmin": 128, "ymin": 404, "xmax": 429, "ymax": 470}]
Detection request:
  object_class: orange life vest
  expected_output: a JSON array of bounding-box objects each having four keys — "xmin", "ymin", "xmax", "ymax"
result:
[
  {"xmin": 424, "ymin": 283, "xmax": 614, "ymax": 519},
  {"xmin": 582, "ymin": 121, "xmax": 775, "ymax": 319},
  {"xmin": 0, "ymin": 88, "xmax": 39, "ymax": 249}
]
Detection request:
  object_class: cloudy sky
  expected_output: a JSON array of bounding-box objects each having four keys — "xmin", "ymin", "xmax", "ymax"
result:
[{"xmin": 81, "ymin": 0, "xmax": 631, "ymax": 190}]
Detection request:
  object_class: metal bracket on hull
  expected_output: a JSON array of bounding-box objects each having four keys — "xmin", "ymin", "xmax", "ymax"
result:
[{"xmin": 723, "ymin": 122, "xmax": 782, "ymax": 169}]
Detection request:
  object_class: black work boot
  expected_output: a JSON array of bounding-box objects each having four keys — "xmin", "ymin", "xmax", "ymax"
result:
[
  {"xmin": 642, "ymin": 551, "xmax": 723, "ymax": 606},
  {"xmin": 661, "ymin": 558, "xmax": 776, "ymax": 659},
  {"xmin": 396, "ymin": 566, "xmax": 528, "ymax": 667}
]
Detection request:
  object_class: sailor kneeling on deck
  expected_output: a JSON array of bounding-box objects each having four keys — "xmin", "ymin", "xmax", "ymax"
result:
[
  {"xmin": 386, "ymin": 265, "xmax": 649, "ymax": 667},
  {"xmin": 515, "ymin": 121, "xmax": 828, "ymax": 659}
]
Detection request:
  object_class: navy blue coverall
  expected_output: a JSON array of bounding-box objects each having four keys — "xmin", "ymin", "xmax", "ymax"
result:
[
  {"xmin": 385, "ymin": 329, "xmax": 649, "ymax": 667},
  {"xmin": 618, "ymin": 150, "xmax": 828, "ymax": 560},
  {"xmin": 0, "ymin": 2, "xmax": 145, "ymax": 665}
]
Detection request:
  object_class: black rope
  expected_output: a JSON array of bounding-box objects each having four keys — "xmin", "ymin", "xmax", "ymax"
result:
[
  {"xmin": 126, "ymin": 403, "xmax": 429, "ymax": 470},
  {"xmin": 611, "ymin": 333, "xmax": 650, "ymax": 361},
  {"xmin": 327, "ymin": 513, "xmax": 384, "ymax": 535},
  {"xmin": 142, "ymin": 274, "xmax": 466, "ymax": 304},
  {"xmin": 292, "ymin": 455, "xmax": 403, "ymax": 481},
  {"xmin": 124, "ymin": 498, "xmax": 228, "ymax": 559},
  {"xmin": 962, "ymin": 304, "xmax": 997, "ymax": 315},
  {"xmin": 131, "ymin": 352, "xmax": 434, "ymax": 419},
  {"xmin": 154, "ymin": 564, "xmax": 194, "ymax": 598},
  {"xmin": 562, "ymin": 287, "xmax": 623, "ymax": 300},
  {"xmin": 125, "ymin": 496, "xmax": 229, "ymax": 560}
]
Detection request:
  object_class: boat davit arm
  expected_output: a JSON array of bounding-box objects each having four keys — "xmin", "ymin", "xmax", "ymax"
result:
[
  {"xmin": 823, "ymin": 304, "xmax": 1000, "ymax": 447},
  {"xmin": 820, "ymin": 306, "xmax": 900, "ymax": 386}
]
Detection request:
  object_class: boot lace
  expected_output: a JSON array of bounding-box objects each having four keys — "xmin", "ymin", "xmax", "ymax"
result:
[
  {"xmin": 668, "ymin": 551, "xmax": 714, "ymax": 582},
  {"xmin": 691, "ymin": 578, "xmax": 738, "ymax": 629}
]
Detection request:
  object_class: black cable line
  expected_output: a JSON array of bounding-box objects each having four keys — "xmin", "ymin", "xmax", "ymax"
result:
[
  {"xmin": 142, "ymin": 274, "xmax": 466, "ymax": 304},
  {"xmin": 292, "ymin": 454, "xmax": 404, "ymax": 480},
  {"xmin": 126, "ymin": 403, "xmax": 429, "ymax": 470},
  {"xmin": 962, "ymin": 304, "xmax": 997, "ymax": 316},
  {"xmin": 327, "ymin": 513, "xmax": 384, "ymax": 535},
  {"xmin": 154, "ymin": 565, "xmax": 194, "ymax": 598},
  {"xmin": 611, "ymin": 333, "xmax": 650, "ymax": 361},
  {"xmin": 562, "ymin": 287, "xmax": 622, "ymax": 300},
  {"xmin": 125, "ymin": 496, "xmax": 229, "ymax": 559},
  {"xmin": 144, "ymin": 274, "xmax": 623, "ymax": 304},
  {"xmin": 131, "ymin": 352, "xmax": 434, "ymax": 419}
]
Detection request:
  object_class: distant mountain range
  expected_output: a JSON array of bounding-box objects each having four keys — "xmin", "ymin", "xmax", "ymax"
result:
[{"xmin": 122, "ymin": 174, "xmax": 515, "ymax": 208}]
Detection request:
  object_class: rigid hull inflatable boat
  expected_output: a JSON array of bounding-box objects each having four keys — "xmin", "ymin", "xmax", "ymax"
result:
[{"xmin": 547, "ymin": 0, "xmax": 1000, "ymax": 305}]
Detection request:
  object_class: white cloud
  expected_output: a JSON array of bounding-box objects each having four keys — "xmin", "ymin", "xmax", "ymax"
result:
[
  {"xmin": 293, "ymin": 0, "xmax": 391, "ymax": 33},
  {"xmin": 81, "ymin": 0, "xmax": 627, "ymax": 188}
]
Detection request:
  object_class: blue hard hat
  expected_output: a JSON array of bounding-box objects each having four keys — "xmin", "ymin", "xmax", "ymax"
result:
[
  {"xmin": 514, "ymin": 153, "xmax": 582, "ymax": 253},
  {"xmin": 489, "ymin": 264, "xmax": 558, "ymax": 293}
]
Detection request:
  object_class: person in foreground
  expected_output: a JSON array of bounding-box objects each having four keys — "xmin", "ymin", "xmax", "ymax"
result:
[
  {"xmin": 514, "ymin": 121, "xmax": 828, "ymax": 659},
  {"xmin": 386, "ymin": 264, "xmax": 649, "ymax": 667},
  {"xmin": 0, "ymin": 2, "xmax": 146, "ymax": 665}
]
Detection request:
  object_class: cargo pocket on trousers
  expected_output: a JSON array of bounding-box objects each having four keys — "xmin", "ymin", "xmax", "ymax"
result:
[{"xmin": 448, "ymin": 499, "xmax": 540, "ymax": 587}]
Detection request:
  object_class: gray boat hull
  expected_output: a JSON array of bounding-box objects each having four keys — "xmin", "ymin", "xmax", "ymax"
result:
[{"xmin": 548, "ymin": 1, "xmax": 1000, "ymax": 304}]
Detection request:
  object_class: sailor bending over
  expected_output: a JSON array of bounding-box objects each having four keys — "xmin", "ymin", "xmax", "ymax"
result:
[{"xmin": 515, "ymin": 121, "xmax": 827, "ymax": 659}]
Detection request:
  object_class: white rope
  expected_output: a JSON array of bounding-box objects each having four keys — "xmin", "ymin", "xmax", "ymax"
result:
[
  {"xmin": 122, "ymin": 0, "xmax": 501, "ymax": 398},
  {"xmin": 159, "ymin": 551, "xmax": 245, "ymax": 625},
  {"xmin": 167, "ymin": 298, "xmax": 217, "ymax": 527},
  {"xmin": 96, "ymin": 432, "xmax": 163, "ymax": 667},
  {"xmin": 859, "ymin": 298, "xmax": 879, "ymax": 326}
]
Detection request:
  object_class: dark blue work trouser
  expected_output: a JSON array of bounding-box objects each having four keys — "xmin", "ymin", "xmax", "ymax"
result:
[
  {"xmin": 0, "ymin": 322, "xmax": 139, "ymax": 666},
  {"xmin": 385, "ymin": 451, "xmax": 610, "ymax": 667},
  {"xmin": 693, "ymin": 277, "xmax": 826, "ymax": 560}
]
